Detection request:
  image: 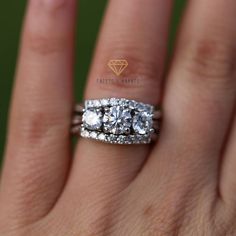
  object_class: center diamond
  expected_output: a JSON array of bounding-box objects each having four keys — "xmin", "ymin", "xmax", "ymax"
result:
[{"xmin": 103, "ymin": 106, "xmax": 132, "ymax": 134}]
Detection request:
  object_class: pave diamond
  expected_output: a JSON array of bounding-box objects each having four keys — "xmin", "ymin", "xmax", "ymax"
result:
[
  {"xmin": 90, "ymin": 132, "xmax": 98, "ymax": 139},
  {"xmin": 83, "ymin": 109, "xmax": 102, "ymax": 130},
  {"xmin": 101, "ymin": 99, "xmax": 109, "ymax": 106},
  {"xmin": 98, "ymin": 133, "xmax": 106, "ymax": 141},
  {"xmin": 132, "ymin": 111, "xmax": 153, "ymax": 135},
  {"xmin": 103, "ymin": 106, "xmax": 132, "ymax": 134},
  {"xmin": 81, "ymin": 129, "xmax": 90, "ymax": 138},
  {"xmin": 110, "ymin": 98, "xmax": 118, "ymax": 106},
  {"xmin": 93, "ymin": 100, "xmax": 101, "ymax": 107}
]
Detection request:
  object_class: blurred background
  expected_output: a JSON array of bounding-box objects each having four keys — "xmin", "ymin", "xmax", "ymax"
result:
[{"xmin": 0, "ymin": 0, "xmax": 186, "ymax": 166}]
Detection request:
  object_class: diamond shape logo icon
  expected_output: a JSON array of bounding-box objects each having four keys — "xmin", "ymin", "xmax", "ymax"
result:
[{"xmin": 108, "ymin": 60, "xmax": 128, "ymax": 76}]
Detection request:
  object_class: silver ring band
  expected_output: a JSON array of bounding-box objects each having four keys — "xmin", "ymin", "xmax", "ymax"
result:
[{"xmin": 71, "ymin": 98, "xmax": 161, "ymax": 145}]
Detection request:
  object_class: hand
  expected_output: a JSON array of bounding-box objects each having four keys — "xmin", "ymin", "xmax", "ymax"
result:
[{"xmin": 1, "ymin": 0, "xmax": 236, "ymax": 235}]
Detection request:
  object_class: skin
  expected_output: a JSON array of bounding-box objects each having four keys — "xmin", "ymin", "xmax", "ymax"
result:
[{"xmin": 0, "ymin": 0, "xmax": 236, "ymax": 235}]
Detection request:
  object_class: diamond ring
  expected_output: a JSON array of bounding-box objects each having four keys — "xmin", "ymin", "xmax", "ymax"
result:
[{"xmin": 71, "ymin": 98, "xmax": 161, "ymax": 145}]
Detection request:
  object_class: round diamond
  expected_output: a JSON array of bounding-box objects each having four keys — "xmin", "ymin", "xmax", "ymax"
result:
[
  {"xmin": 86, "ymin": 100, "xmax": 93, "ymax": 108},
  {"xmin": 103, "ymin": 106, "xmax": 132, "ymax": 134},
  {"xmin": 81, "ymin": 130, "xmax": 90, "ymax": 138},
  {"xmin": 98, "ymin": 133, "xmax": 106, "ymax": 141},
  {"xmin": 110, "ymin": 98, "xmax": 118, "ymax": 106},
  {"xmin": 83, "ymin": 109, "xmax": 102, "ymax": 130},
  {"xmin": 129, "ymin": 100, "xmax": 136, "ymax": 109},
  {"xmin": 117, "ymin": 135, "xmax": 125, "ymax": 143},
  {"xmin": 137, "ymin": 103, "xmax": 146, "ymax": 111},
  {"xmin": 109, "ymin": 134, "xmax": 116, "ymax": 142},
  {"xmin": 118, "ymin": 98, "xmax": 126, "ymax": 106},
  {"xmin": 90, "ymin": 132, "xmax": 98, "ymax": 139},
  {"xmin": 132, "ymin": 111, "xmax": 152, "ymax": 135},
  {"xmin": 101, "ymin": 99, "xmax": 109, "ymax": 106},
  {"xmin": 93, "ymin": 100, "xmax": 101, "ymax": 107}
]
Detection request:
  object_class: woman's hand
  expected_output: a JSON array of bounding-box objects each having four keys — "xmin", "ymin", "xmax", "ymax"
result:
[{"xmin": 1, "ymin": 0, "xmax": 236, "ymax": 235}]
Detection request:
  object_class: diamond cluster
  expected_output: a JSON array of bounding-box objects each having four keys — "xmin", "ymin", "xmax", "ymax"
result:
[{"xmin": 81, "ymin": 98, "xmax": 154, "ymax": 144}]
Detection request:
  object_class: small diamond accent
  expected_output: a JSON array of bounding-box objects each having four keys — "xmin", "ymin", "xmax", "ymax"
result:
[
  {"xmin": 118, "ymin": 98, "xmax": 126, "ymax": 106},
  {"xmin": 101, "ymin": 99, "xmax": 109, "ymax": 106},
  {"xmin": 98, "ymin": 133, "xmax": 106, "ymax": 141},
  {"xmin": 84, "ymin": 100, "xmax": 90, "ymax": 108},
  {"xmin": 81, "ymin": 129, "xmax": 90, "ymax": 138},
  {"xmin": 128, "ymin": 100, "xmax": 136, "ymax": 109},
  {"xmin": 110, "ymin": 98, "xmax": 118, "ymax": 106},
  {"xmin": 90, "ymin": 132, "xmax": 98, "ymax": 139},
  {"xmin": 136, "ymin": 103, "xmax": 144, "ymax": 111},
  {"xmin": 93, "ymin": 100, "xmax": 101, "ymax": 107},
  {"xmin": 117, "ymin": 135, "xmax": 125, "ymax": 143}
]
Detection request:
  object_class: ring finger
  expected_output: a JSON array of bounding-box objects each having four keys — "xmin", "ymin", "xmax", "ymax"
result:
[{"xmin": 59, "ymin": 0, "xmax": 173, "ymax": 219}]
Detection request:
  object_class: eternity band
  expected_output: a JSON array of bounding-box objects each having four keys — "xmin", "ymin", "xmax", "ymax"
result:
[{"xmin": 71, "ymin": 98, "xmax": 161, "ymax": 145}]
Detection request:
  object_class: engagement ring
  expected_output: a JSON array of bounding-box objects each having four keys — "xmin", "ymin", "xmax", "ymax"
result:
[{"xmin": 71, "ymin": 98, "xmax": 161, "ymax": 145}]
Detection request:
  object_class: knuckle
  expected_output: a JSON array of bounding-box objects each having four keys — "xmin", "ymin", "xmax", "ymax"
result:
[
  {"xmin": 22, "ymin": 110, "xmax": 53, "ymax": 141},
  {"xmin": 139, "ymin": 207, "xmax": 210, "ymax": 236},
  {"xmin": 94, "ymin": 44, "xmax": 162, "ymax": 97},
  {"xmin": 25, "ymin": 30, "xmax": 67, "ymax": 56},
  {"xmin": 139, "ymin": 197, "xmax": 193, "ymax": 236},
  {"xmin": 16, "ymin": 108, "xmax": 68, "ymax": 146},
  {"xmin": 181, "ymin": 38, "xmax": 236, "ymax": 82}
]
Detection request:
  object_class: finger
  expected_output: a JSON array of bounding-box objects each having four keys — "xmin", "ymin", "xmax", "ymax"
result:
[
  {"xmin": 143, "ymin": 0, "xmax": 236, "ymax": 187},
  {"xmin": 61, "ymin": 0, "xmax": 173, "ymax": 211},
  {"xmin": 220, "ymin": 113, "xmax": 236, "ymax": 206},
  {"xmin": 0, "ymin": 0, "xmax": 76, "ymax": 225}
]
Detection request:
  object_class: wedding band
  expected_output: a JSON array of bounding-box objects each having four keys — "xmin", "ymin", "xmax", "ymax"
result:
[{"xmin": 71, "ymin": 98, "xmax": 161, "ymax": 145}]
